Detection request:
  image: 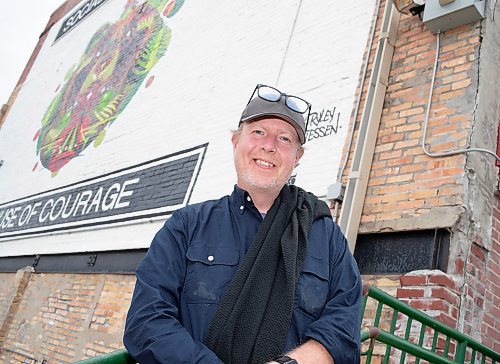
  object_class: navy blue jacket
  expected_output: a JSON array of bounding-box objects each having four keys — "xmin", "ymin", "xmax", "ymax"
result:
[{"xmin": 124, "ymin": 186, "xmax": 362, "ymax": 363}]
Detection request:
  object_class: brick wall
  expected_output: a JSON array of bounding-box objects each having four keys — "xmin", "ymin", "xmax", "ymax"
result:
[
  {"xmin": 0, "ymin": 272, "xmax": 135, "ymax": 363},
  {"xmin": 395, "ymin": 249, "xmax": 499, "ymax": 355},
  {"xmin": 339, "ymin": 3, "xmax": 483, "ymax": 233},
  {"xmin": 360, "ymin": 275, "xmax": 400, "ymax": 364},
  {"xmin": 398, "ymin": 270, "xmax": 461, "ymax": 328},
  {"xmin": 391, "ymin": 189, "xmax": 499, "ymax": 353},
  {"xmin": 357, "ymin": 15, "xmax": 480, "ymax": 233},
  {"xmin": 0, "ymin": 273, "xmax": 18, "ymax": 328},
  {"xmin": 479, "ymin": 192, "xmax": 500, "ymax": 352},
  {"xmin": 341, "ymin": 0, "xmax": 499, "ymax": 357},
  {"xmin": 0, "ymin": 270, "xmax": 31, "ymax": 350}
]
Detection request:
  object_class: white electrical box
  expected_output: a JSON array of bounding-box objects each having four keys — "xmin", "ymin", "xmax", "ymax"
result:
[
  {"xmin": 327, "ymin": 182, "xmax": 344, "ymax": 201},
  {"xmin": 423, "ymin": 0, "xmax": 486, "ymax": 34}
]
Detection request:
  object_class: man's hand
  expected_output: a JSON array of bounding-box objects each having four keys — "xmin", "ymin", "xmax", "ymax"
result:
[{"xmin": 287, "ymin": 339, "xmax": 334, "ymax": 364}]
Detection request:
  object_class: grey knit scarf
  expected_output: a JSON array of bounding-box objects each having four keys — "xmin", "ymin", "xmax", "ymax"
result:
[{"xmin": 205, "ymin": 185, "xmax": 331, "ymax": 364}]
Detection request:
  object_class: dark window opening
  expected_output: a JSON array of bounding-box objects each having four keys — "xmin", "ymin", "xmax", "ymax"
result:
[{"xmin": 354, "ymin": 229, "xmax": 450, "ymax": 274}]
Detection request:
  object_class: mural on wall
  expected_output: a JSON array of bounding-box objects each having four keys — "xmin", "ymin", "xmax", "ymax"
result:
[
  {"xmin": 0, "ymin": 145, "xmax": 207, "ymax": 240},
  {"xmin": 34, "ymin": 0, "xmax": 185, "ymax": 176},
  {"xmin": 0, "ymin": 0, "xmax": 377, "ymax": 254}
]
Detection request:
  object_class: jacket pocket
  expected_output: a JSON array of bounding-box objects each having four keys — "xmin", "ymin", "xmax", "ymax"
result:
[
  {"xmin": 295, "ymin": 255, "xmax": 330, "ymax": 319},
  {"xmin": 184, "ymin": 241, "xmax": 239, "ymax": 303}
]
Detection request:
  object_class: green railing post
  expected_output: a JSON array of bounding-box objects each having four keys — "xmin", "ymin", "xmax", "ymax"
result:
[
  {"xmin": 75, "ymin": 349, "xmax": 136, "ymax": 364},
  {"xmin": 454, "ymin": 341, "xmax": 467, "ymax": 363}
]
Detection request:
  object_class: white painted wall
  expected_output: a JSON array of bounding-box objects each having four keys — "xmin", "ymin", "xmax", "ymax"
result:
[{"xmin": 0, "ymin": 0, "xmax": 376, "ymax": 256}]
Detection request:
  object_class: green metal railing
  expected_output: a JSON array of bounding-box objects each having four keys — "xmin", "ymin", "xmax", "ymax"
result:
[
  {"xmin": 76, "ymin": 349, "xmax": 135, "ymax": 364},
  {"xmin": 75, "ymin": 284, "xmax": 499, "ymax": 363},
  {"xmin": 360, "ymin": 284, "xmax": 499, "ymax": 364}
]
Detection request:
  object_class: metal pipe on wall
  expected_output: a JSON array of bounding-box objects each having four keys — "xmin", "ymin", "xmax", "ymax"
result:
[
  {"xmin": 332, "ymin": 0, "xmax": 382, "ymax": 224},
  {"xmin": 338, "ymin": 1, "xmax": 401, "ymax": 252}
]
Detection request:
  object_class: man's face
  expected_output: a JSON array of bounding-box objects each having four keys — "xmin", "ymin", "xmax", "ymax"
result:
[{"xmin": 232, "ymin": 117, "xmax": 304, "ymax": 194}]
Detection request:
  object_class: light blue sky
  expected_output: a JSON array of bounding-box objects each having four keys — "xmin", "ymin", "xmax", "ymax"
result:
[{"xmin": 0, "ymin": 1, "xmax": 66, "ymax": 105}]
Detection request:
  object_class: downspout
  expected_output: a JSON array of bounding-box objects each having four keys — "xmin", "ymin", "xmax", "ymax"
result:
[
  {"xmin": 333, "ymin": 0, "xmax": 381, "ymax": 222},
  {"xmin": 338, "ymin": 1, "xmax": 400, "ymax": 252}
]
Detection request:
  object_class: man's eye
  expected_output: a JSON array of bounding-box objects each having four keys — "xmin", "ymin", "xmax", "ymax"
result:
[
  {"xmin": 279, "ymin": 136, "xmax": 292, "ymax": 143},
  {"xmin": 253, "ymin": 130, "xmax": 265, "ymax": 135}
]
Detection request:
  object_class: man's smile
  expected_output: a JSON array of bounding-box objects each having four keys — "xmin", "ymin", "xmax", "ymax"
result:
[{"xmin": 254, "ymin": 158, "xmax": 275, "ymax": 168}]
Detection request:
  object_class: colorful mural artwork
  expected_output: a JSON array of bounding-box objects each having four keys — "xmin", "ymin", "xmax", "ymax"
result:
[
  {"xmin": 34, "ymin": 0, "xmax": 185, "ymax": 176},
  {"xmin": 0, "ymin": 0, "xmax": 377, "ymax": 254}
]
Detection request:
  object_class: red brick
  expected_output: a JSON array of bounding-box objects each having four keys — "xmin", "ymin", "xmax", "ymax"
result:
[
  {"xmin": 470, "ymin": 243, "xmax": 486, "ymax": 261},
  {"xmin": 435, "ymin": 312, "xmax": 457, "ymax": 328},
  {"xmin": 428, "ymin": 274, "xmax": 459, "ymax": 291},
  {"xmin": 381, "ymin": 192, "xmax": 410, "ymax": 203},
  {"xmin": 400, "ymin": 275, "xmax": 428, "ymax": 286},
  {"xmin": 386, "ymin": 174, "xmax": 413, "ymax": 184},
  {"xmin": 400, "ymin": 164, "xmax": 426, "ymax": 174},
  {"xmin": 441, "ymin": 56, "xmax": 467, "ymax": 69},
  {"xmin": 430, "ymin": 287, "xmax": 459, "ymax": 305},
  {"xmin": 379, "ymin": 149, "xmax": 403, "ymax": 160},
  {"xmin": 408, "ymin": 298, "xmax": 450, "ymax": 312},
  {"xmin": 454, "ymin": 258, "xmax": 465, "ymax": 275},
  {"xmin": 439, "ymin": 90, "xmax": 466, "ymax": 101},
  {"xmin": 452, "ymin": 78, "xmax": 472, "ymax": 90},
  {"xmin": 397, "ymin": 288, "xmax": 425, "ymax": 298}
]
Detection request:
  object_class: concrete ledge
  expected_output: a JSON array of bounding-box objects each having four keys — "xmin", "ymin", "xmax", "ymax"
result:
[{"xmin": 358, "ymin": 205, "xmax": 464, "ymax": 234}]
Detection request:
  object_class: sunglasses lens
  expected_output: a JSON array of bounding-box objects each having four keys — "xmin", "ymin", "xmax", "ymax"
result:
[
  {"xmin": 258, "ymin": 86, "xmax": 281, "ymax": 102},
  {"xmin": 286, "ymin": 97, "xmax": 309, "ymax": 114}
]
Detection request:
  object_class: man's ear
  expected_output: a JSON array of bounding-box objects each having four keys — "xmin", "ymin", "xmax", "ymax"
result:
[
  {"xmin": 231, "ymin": 133, "xmax": 239, "ymax": 149},
  {"xmin": 295, "ymin": 148, "xmax": 304, "ymax": 165}
]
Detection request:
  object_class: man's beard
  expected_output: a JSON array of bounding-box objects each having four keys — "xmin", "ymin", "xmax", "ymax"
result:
[{"xmin": 238, "ymin": 167, "xmax": 291, "ymax": 192}]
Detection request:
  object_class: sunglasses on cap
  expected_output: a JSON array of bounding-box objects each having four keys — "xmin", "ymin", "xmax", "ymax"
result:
[
  {"xmin": 249, "ymin": 84, "xmax": 311, "ymax": 123},
  {"xmin": 241, "ymin": 84, "xmax": 312, "ymax": 144}
]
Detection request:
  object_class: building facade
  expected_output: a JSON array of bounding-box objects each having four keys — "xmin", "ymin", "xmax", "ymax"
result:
[{"xmin": 0, "ymin": 0, "xmax": 498, "ymax": 362}]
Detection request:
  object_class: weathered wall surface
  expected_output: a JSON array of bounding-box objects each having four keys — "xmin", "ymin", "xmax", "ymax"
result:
[
  {"xmin": 356, "ymin": 18, "xmax": 479, "ymax": 233},
  {"xmin": 485, "ymin": 193, "xmax": 500, "ymax": 352},
  {"xmin": 457, "ymin": 2, "xmax": 500, "ymax": 350},
  {"xmin": 0, "ymin": 274, "xmax": 17, "ymax": 324},
  {"xmin": 0, "ymin": 272, "xmax": 21, "ymax": 344},
  {"xmin": 340, "ymin": 0, "xmax": 500, "ymax": 356},
  {"xmin": 0, "ymin": 271, "xmax": 134, "ymax": 363}
]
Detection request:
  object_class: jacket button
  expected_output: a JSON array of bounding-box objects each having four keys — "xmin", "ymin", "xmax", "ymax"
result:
[{"xmin": 207, "ymin": 255, "xmax": 214, "ymax": 262}]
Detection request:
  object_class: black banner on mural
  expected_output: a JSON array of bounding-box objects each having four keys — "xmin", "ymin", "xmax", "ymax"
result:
[
  {"xmin": 54, "ymin": 0, "xmax": 111, "ymax": 42},
  {"xmin": 0, "ymin": 144, "xmax": 207, "ymax": 240}
]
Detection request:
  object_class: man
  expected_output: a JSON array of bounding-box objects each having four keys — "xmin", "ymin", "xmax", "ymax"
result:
[{"xmin": 124, "ymin": 84, "xmax": 362, "ymax": 363}]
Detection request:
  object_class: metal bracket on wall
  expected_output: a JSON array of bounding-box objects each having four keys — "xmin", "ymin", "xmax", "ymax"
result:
[
  {"xmin": 32, "ymin": 254, "xmax": 40, "ymax": 269},
  {"xmin": 87, "ymin": 254, "xmax": 98, "ymax": 267}
]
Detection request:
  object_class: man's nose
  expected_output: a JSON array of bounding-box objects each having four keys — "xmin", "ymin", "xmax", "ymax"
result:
[{"xmin": 260, "ymin": 134, "xmax": 277, "ymax": 152}]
